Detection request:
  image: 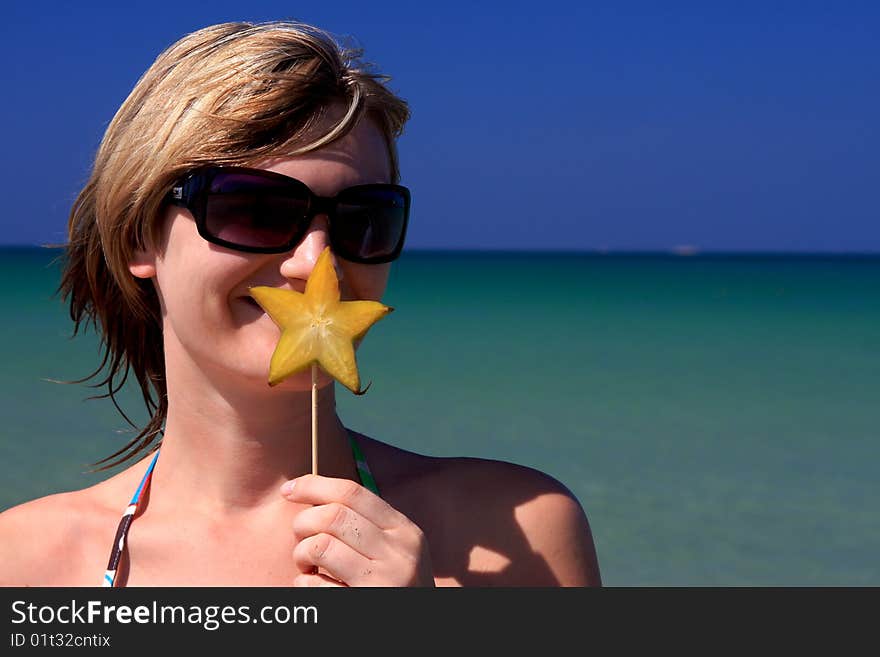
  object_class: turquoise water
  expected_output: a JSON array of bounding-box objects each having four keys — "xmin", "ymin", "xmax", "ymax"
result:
[{"xmin": 1, "ymin": 247, "xmax": 878, "ymax": 585}]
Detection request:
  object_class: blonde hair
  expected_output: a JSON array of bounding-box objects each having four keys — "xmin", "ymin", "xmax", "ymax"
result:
[{"xmin": 59, "ymin": 21, "xmax": 410, "ymax": 470}]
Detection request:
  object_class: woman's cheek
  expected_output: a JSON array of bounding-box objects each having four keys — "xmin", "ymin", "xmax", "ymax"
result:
[{"xmin": 341, "ymin": 262, "xmax": 391, "ymax": 301}]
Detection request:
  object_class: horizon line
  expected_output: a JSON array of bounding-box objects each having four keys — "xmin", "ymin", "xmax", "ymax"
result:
[{"xmin": 1, "ymin": 244, "xmax": 878, "ymax": 258}]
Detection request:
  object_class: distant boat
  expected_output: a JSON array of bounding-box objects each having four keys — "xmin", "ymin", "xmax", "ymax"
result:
[{"xmin": 671, "ymin": 245, "xmax": 700, "ymax": 256}]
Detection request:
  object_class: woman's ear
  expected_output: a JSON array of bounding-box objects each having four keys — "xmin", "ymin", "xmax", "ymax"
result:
[{"xmin": 129, "ymin": 248, "xmax": 157, "ymax": 279}]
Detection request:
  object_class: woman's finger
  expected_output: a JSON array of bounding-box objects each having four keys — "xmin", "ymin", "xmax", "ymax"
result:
[
  {"xmin": 292, "ymin": 532, "xmax": 376, "ymax": 586},
  {"xmin": 292, "ymin": 502, "xmax": 387, "ymax": 560},
  {"xmin": 282, "ymin": 474, "xmax": 408, "ymax": 530},
  {"xmin": 293, "ymin": 570, "xmax": 347, "ymax": 587}
]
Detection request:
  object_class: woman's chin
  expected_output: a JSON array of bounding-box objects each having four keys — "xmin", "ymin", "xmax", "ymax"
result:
[{"xmin": 244, "ymin": 365, "xmax": 336, "ymax": 393}]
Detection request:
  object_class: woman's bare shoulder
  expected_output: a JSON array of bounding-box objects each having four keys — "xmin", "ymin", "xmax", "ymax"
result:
[
  {"xmin": 354, "ymin": 432, "xmax": 602, "ymax": 586},
  {"xmin": 356, "ymin": 430, "xmax": 591, "ymax": 510},
  {"xmin": 0, "ymin": 466, "xmax": 143, "ymax": 586}
]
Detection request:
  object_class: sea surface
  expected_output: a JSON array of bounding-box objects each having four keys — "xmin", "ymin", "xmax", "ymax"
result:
[{"xmin": 1, "ymin": 246, "xmax": 878, "ymax": 586}]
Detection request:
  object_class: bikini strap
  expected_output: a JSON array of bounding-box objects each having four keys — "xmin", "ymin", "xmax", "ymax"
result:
[
  {"xmin": 347, "ymin": 430, "xmax": 380, "ymax": 496},
  {"xmin": 102, "ymin": 450, "xmax": 159, "ymax": 587}
]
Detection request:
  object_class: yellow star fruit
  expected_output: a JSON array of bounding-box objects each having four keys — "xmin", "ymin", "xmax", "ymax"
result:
[{"xmin": 249, "ymin": 247, "xmax": 392, "ymax": 394}]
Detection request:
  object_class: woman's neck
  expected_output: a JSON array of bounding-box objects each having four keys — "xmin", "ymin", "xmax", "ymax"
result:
[{"xmin": 145, "ymin": 361, "xmax": 359, "ymax": 519}]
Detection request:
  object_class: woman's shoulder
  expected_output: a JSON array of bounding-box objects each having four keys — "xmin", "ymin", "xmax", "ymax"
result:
[
  {"xmin": 355, "ymin": 430, "xmax": 569, "ymax": 487},
  {"xmin": 354, "ymin": 433, "xmax": 602, "ymax": 586},
  {"xmin": 0, "ymin": 464, "xmax": 146, "ymax": 586}
]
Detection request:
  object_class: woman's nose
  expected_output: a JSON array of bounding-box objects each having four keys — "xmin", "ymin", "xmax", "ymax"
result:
[{"xmin": 278, "ymin": 214, "xmax": 344, "ymax": 284}]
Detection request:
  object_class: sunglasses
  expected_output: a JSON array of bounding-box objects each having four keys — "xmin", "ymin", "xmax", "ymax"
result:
[{"xmin": 167, "ymin": 166, "xmax": 410, "ymax": 264}]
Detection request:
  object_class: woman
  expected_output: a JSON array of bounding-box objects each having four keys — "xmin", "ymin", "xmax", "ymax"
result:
[{"xmin": 0, "ymin": 21, "xmax": 601, "ymax": 587}]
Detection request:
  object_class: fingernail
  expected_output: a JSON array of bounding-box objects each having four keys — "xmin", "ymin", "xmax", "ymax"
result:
[{"xmin": 280, "ymin": 479, "xmax": 296, "ymax": 496}]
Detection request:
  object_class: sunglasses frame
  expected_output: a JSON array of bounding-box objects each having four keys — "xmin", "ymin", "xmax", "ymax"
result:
[{"xmin": 167, "ymin": 166, "xmax": 410, "ymax": 264}]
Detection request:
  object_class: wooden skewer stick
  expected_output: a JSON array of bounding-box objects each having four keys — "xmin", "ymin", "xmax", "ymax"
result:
[{"xmin": 311, "ymin": 362, "xmax": 318, "ymax": 475}]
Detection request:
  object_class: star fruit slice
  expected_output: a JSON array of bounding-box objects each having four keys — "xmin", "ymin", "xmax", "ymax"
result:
[{"xmin": 249, "ymin": 247, "xmax": 392, "ymax": 394}]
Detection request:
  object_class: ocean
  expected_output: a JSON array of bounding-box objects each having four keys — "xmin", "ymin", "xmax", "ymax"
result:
[{"xmin": 1, "ymin": 246, "xmax": 878, "ymax": 586}]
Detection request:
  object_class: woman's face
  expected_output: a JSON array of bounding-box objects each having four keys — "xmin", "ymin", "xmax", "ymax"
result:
[{"xmin": 129, "ymin": 117, "xmax": 395, "ymax": 391}]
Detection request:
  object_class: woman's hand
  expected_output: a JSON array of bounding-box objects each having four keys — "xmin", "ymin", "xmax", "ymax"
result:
[{"xmin": 280, "ymin": 474, "xmax": 435, "ymax": 587}]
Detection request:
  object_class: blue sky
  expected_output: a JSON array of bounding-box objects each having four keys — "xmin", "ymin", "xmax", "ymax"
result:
[{"xmin": 1, "ymin": 1, "xmax": 877, "ymax": 251}]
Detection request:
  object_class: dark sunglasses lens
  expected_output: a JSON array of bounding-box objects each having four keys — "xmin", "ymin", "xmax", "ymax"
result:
[
  {"xmin": 204, "ymin": 173, "xmax": 309, "ymax": 249},
  {"xmin": 334, "ymin": 188, "xmax": 407, "ymax": 260}
]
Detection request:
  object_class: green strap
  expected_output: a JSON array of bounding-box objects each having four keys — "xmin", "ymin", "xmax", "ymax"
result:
[{"xmin": 348, "ymin": 431, "xmax": 380, "ymax": 497}]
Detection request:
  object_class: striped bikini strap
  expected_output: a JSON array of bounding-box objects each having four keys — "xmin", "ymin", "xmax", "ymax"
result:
[
  {"xmin": 102, "ymin": 450, "xmax": 159, "ymax": 587},
  {"xmin": 347, "ymin": 431, "xmax": 379, "ymax": 496}
]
